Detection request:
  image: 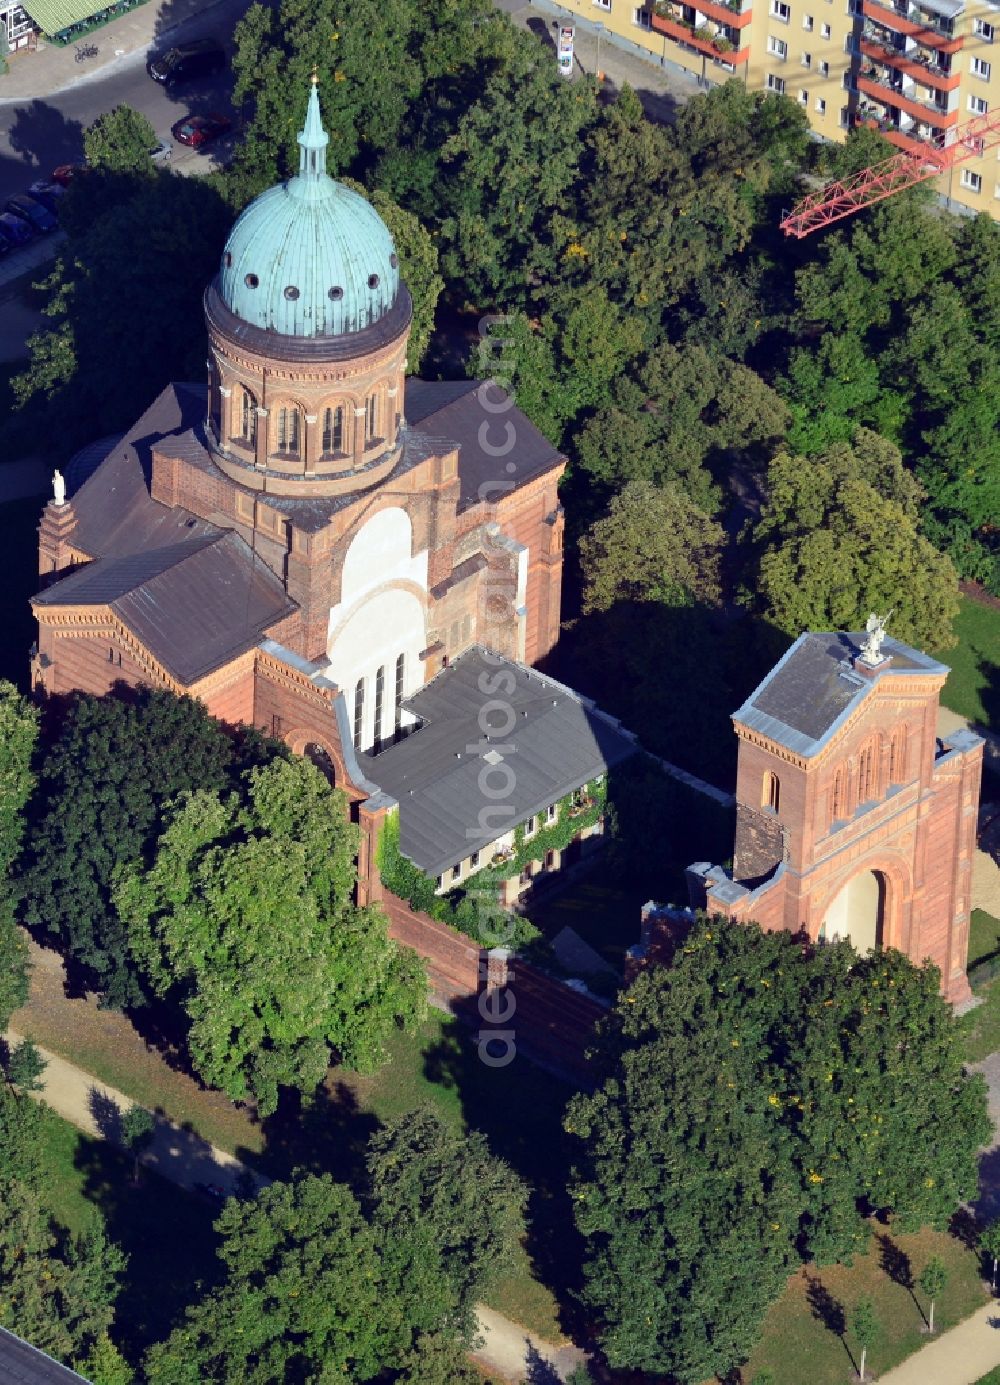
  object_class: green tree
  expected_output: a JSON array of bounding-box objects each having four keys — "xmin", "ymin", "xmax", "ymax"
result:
[
  {"xmin": 981, "ymin": 1217, "xmax": 1000, "ymax": 1291},
  {"xmin": 748, "ymin": 441, "xmax": 960, "ymax": 651},
  {"xmin": 393, "ymin": 1329, "xmax": 496, "ymax": 1385},
  {"xmin": 82, "ymin": 105, "xmax": 157, "ymax": 175},
  {"xmin": 120, "ymin": 1104, "xmax": 155, "ymax": 1182},
  {"xmin": 852, "ymin": 1296, "xmax": 878, "ymax": 1381},
  {"xmin": 18, "ymin": 690, "xmax": 276, "ymax": 1008},
  {"xmin": 5, "ymin": 1038, "xmax": 46, "ymax": 1094},
  {"xmin": 919, "ymin": 1254, "xmax": 947, "ymax": 1333},
  {"xmin": 118, "ymin": 757, "xmax": 426, "ymax": 1114},
  {"xmin": 366, "ymin": 1107, "xmax": 527, "ymax": 1341},
  {"xmin": 579, "ymin": 481, "xmax": 725, "ymax": 615},
  {"xmin": 143, "ymin": 1174, "xmax": 394, "ymax": 1383},
  {"xmin": 0, "ymin": 682, "xmax": 38, "ymax": 1030},
  {"xmin": 79, "ymin": 1332, "xmax": 133, "ymax": 1385}
]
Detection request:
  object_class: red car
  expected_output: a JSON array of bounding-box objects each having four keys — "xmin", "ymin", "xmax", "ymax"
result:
[
  {"xmin": 51, "ymin": 163, "xmax": 86, "ymax": 187},
  {"xmin": 171, "ymin": 113, "xmax": 232, "ymax": 149}
]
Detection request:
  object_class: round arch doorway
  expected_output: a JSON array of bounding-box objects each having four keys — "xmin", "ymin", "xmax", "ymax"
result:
[
  {"xmin": 303, "ymin": 742, "xmax": 336, "ymax": 784},
  {"xmin": 822, "ymin": 870, "xmax": 886, "ymax": 954}
]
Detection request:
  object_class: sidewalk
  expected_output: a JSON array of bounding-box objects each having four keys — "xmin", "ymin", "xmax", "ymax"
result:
[
  {"xmin": 6, "ymin": 1024, "xmax": 586, "ymax": 1383},
  {"xmin": 878, "ymin": 1301, "xmax": 1000, "ymax": 1384}
]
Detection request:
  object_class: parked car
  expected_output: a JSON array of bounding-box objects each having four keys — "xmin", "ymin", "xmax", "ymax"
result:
[
  {"xmin": 6, "ymin": 195, "xmax": 58, "ymax": 234},
  {"xmin": 51, "ymin": 163, "xmax": 86, "ymax": 187},
  {"xmin": 149, "ymin": 139, "xmax": 173, "ymax": 165},
  {"xmin": 192, "ymin": 1181, "xmax": 227, "ymax": 1203},
  {"xmin": 171, "ymin": 113, "xmax": 232, "ymax": 149},
  {"xmin": 27, "ymin": 181, "xmax": 66, "ymax": 215},
  {"xmin": 0, "ymin": 211, "xmax": 33, "ymax": 247},
  {"xmin": 147, "ymin": 38, "xmax": 225, "ymax": 86}
]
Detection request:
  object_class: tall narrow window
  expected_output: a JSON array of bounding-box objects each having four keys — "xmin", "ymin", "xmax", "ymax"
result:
[
  {"xmin": 831, "ymin": 766, "xmax": 845, "ymax": 823},
  {"xmin": 373, "ymin": 665, "xmax": 385, "ymax": 750},
  {"xmin": 353, "ymin": 678, "xmax": 365, "ymax": 750},
  {"xmin": 858, "ymin": 742, "xmax": 876, "ymax": 803},
  {"xmin": 276, "ymin": 406, "xmax": 301, "ymax": 456},
  {"xmin": 394, "ymin": 653, "xmax": 405, "ymax": 733},
  {"xmin": 208, "ymin": 364, "xmax": 221, "ymax": 439},
  {"xmin": 762, "ymin": 770, "xmax": 780, "ymax": 813},
  {"xmin": 365, "ymin": 394, "xmax": 378, "ymax": 442},
  {"xmin": 240, "ymin": 388, "xmax": 256, "ymax": 446},
  {"xmin": 889, "ymin": 729, "xmax": 906, "ymax": 784},
  {"xmin": 322, "ymin": 406, "xmax": 343, "ymax": 454}
]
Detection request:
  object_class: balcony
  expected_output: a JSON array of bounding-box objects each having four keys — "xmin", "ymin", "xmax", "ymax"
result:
[
  {"xmin": 859, "ymin": 35, "xmax": 960, "ymax": 88},
  {"xmin": 856, "ymin": 71, "xmax": 959, "ymax": 124},
  {"xmin": 651, "ymin": 1, "xmax": 752, "ymax": 61},
  {"xmin": 691, "ymin": 0, "xmax": 754, "ymax": 26},
  {"xmin": 856, "ymin": 114, "xmax": 951, "ymax": 159},
  {"xmin": 860, "ymin": 0, "xmax": 964, "ymax": 51}
]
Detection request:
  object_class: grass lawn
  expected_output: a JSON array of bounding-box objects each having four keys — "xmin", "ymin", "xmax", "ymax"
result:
[
  {"xmin": 970, "ymin": 910, "xmax": 1000, "ymax": 971},
  {"xmin": 976, "ymin": 1369, "xmax": 1000, "ymax": 1384},
  {"xmin": 934, "ymin": 595, "xmax": 1000, "ymax": 731},
  {"xmin": 36, "ymin": 1102, "xmax": 220, "ymax": 1367},
  {"xmin": 741, "ymin": 1222, "xmax": 987, "ymax": 1385},
  {"xmin": 960, "ymin": 975, "xmax": 1000, "ymax": 1064}
]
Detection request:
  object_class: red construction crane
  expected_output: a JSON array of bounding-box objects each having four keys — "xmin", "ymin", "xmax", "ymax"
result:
[{"xmin": 781, "ymin": 107, "xmax": 1000, "ymax": 237}]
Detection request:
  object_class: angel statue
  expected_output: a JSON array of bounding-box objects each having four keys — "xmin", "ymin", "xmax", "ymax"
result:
[
  {"xmin": 859, "ymin": 611, "xmax": 892, "ymax": 665},
  {"xmin": 52, "ymin": 470, "xmax": 66, "ymax": 507}
]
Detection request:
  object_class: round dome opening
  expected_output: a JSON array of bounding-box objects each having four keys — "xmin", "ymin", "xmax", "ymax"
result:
[
  {"xmin": 224, "ymin": 252, "xmax": 232, "ymax": 268},
  {"xmin": 368, "ymin": 273, "xmax": 380, "ymax": 289},
  {"xmin": 284, "ymin": 285, "xmax": 300, "ymax": 301},
  {"xmin": 389, "ymin": 253, "xmax": 398, "ymax": 269},
  {"xmin": 328, "ymin": 286, "xmax": 344, "ymax": 301},
  {"xmin": 245, "ymin": 273, "xmax": 259, "ymax": 289}
]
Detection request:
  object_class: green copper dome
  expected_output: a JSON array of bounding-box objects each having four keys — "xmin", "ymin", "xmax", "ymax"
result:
[{"xmin": 218, "ymin": 81, "xmax": 399, "ymax": 338}]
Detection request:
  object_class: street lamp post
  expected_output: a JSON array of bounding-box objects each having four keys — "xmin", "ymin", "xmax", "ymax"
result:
[{"xmin": 594, "ymin": 20, "xmax": 604, "ymax": 81}]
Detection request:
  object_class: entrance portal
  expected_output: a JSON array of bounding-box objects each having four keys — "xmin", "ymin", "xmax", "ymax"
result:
[{"xmin": 822, "ymin": 870, "xmax": 885, "ymax": 953}]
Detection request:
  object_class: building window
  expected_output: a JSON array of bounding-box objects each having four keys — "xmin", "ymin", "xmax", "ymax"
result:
[
  {"xmin": 470, "ymin": 850, "xmax": 480, "ymax": 869},
  {"xmin": 819, "ymin": 58, "xmax": 829, "ymax": 74},
  {"xmin": 972, "ymin": 56, "xmax": 992, "ymax": 79},
  {"xmin": 451, "ymin": 864, "xmax": 462, "ymax": 883},
  {"xmin": 276, "ymin": 406, "xmax": 301, "ymax": 456},
  {"xmin": 525, "ymin": 815, "xmax": 537, "ymax": 837},
  {"xmin": 889, "ymin": 730, "xmax": 907, "ymax": 783},
  {"xmin": 816, "ymin": 96, "xmax": 827, "ymax": 112},
  {"xmin": 974, "ymin": 17, "xmax": 994, "ymax": 40},
  {"xmin": 594, "ymin": 0, "xmax": 612, "ymax": 9},
  {"xmin": 365, "ymin": 394, "xmax": 378, "ymax": 442},
  {"xmin": 962, "ymin": 169, "xmax": 983, "ymax": 191},
  {"xmin": 545, "ymin": 850, "xmax": 557, "ymax": 870},
  {"xmin": 767, "ymin": 73, "xmax": 786, "ymax": 91},
  {"xmin": 799, "ymin": 87, "xmax": 809, "ymax": 102},
  {"xmin": 858, "ymin": 742, "xmax": 877, "ymax": 803},
  {"xmin": 969, "ymin": 94, "xmax": 989, "ymax": 115},
  {"xmin": 322, "ymin": 406, "xmax": 343, "ymax": 454},
  {"xmin": 374, "ymin": 665, "xmax": 385, "ymax": 748},
  {"xmin": 802, "ymin": 50, "xmax": 812, "ymax": 65},
  {"xmin": 762, "ymin": 770, "xmax": 780, "ymax": 813},
  {"xmin": 821, "ymin": 20, "xmax": 830, "ymax": 34},
  {"xmin": 546, "ymin": 803, "xmax": 558, "ymax": 823},
  {"xmin": 803, "ymin": 12, "xmax": 814, "ymax": 26},
  {"xmin": 394, "ymin": 653, "xmax": 405, "ymax": 732},
  {"xmin": 770, "ymin": 0, "xmax": 791, "ymax": 18},
  {"xmin": 831, "ymin": 766, "xmax": 845, "ymax": 822},
  {"xmin": 353, "ymin": 678, "xmax": 365, "ymax": 750},
  {"xmin": 769, "ymin": 34, "xmax": 788, "ymax": 56},
  {"xmin": 633, "ymin": 4, "xmax": 651, "ymax": 24},
  {"xmin": 239, "ymin": 388, "xmax": 256, "ymax": 446},
  {"xmin": 840, "ymin": 105, "xmax": 851, "ymax": 126}
]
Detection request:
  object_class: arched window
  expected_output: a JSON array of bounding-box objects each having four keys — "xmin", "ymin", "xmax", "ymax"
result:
[
  {"xmin": 858, "ymin": 741, "xmax": 877, "ymax": 804},
  {"xmin": 275, "ymin": 405, "xmax": 301, "ymax": 457},
  {"xmin": 239, "ymin": 387, "xmax": 256, "ymax": 446},
  {"xmin": 831, "ymin": 766, "xmax": 846, "ymax": 823},
  {"xmin": 373, "ymin": 665, "xmax": 385, "ymax": 750},
  {"xmin": 889, "ymin": 729, "xmax": 906, "ymax": 784},
  {"xmin": 394, "ymin": 653, "xmax": 405, "ymax": 734},
  {"xmin": 208, "ymin": 363, "xmax": 221, "ymax": 439},
  {"xmin": 353, "ymin": 678, "xmax": 365, "ymax": 751},
  {"xmin": 365, "ymin": 394, "xmax": 378, "ymax": 442},
  {"xmin": 762, "ymin": 770, "xmax": 780, "ymax": 814},
  {"xmin": 322, "ymin": 406, "xmax": 343, "ymax": 455}
]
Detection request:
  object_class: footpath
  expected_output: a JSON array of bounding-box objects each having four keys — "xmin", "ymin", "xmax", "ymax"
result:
[
  {"xmin": 878, "ymin": 1302, "xmax": 1000, "ymax": 1384},
  {"xmin": 4, "ymin": 1025, "xmax": 585, "ymax": 1383}
]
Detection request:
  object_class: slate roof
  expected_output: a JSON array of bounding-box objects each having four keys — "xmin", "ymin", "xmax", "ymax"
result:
[
  {"xmin": 36, "ymin": 531, "xmax": 295, "ymax": 685},
  {"xmin": 0, "ymin": 1327, "xmax": 91, "ymax": 1382},
  {"xmin": 735, "ymin": 631, "xmax": 950, "ymax": 758},
  {"xmin": 358, "ymin": 647, "xmax": 638, "ymax": 877},
  {"xmin": 405, "ymin": 379, "xmax": 564, "ymax": 511}
]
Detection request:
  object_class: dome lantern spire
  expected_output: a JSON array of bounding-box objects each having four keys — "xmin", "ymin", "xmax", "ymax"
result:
[{"xmin": 298, "ymin": 72, "xmax": 329, "ymax": 181}]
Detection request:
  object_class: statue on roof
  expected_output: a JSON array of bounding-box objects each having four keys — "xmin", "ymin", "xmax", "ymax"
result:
[
  {"xmin": 859, "ymin": 610, "xmax": 892, "ymax": 665},
  {"xmin": 52, "ymin": 470, "xmax": 66, "ymax": 507}
]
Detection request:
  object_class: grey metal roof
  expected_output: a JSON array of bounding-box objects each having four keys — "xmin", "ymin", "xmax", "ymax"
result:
[
  {"xmin": 358, "ymin": 646, "xmax": 638, "ymax": 877},
  {"xmin": 37, "ymin": 531, "xmax": 295, "ymax": 685},
  {"xmin": 0, "ymin": 1327, "xmax": 91, "ymax": 1382},
  {"xmin": 405, "ymin": 379, "xmax": 564, "ymax": 512},
  {"xmin": 735, "ymin": 631, "xmax": 950, "ymax": 758}
]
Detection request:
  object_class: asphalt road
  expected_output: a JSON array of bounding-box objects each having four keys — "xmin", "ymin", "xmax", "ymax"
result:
[{"xmin": 0, "ymin": 0, "xmax": 254, "ymax": 203}]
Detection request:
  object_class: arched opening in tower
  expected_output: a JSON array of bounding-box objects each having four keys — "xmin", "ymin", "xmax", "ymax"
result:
[{"xmin": 822, "ymin": 870, "xmax": 886, "ymax": 954}]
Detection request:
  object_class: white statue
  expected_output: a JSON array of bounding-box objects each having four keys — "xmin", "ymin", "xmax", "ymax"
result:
[
  {"xmin": 52, "ymin": 470, "xmax": 66, "ymax": 507},
  {"xmin": 859, "ymin": 610, "xmax": 892, "ymax": 665}
]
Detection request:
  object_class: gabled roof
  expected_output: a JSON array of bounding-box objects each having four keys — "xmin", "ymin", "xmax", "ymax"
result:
[
  {"xmin": 0, "ymin": 1326, "xmax": 91, "ymax": 1382},
  {"xmin": 359, "ymin": 647, "xmax": 638, "ymax": 877},
  {"xmin": 36, "ymin": 531, "xmax": 295, "ymax": 685},
  {"xmin": 735, "ymin": 631, "xmax": 950, "ymax": 758},
  {"xmin": 405, "ymin": 379, "xmax": 563, "ymax": 512}
]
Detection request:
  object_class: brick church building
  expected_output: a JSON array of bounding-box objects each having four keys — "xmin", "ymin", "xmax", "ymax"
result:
[{"xmin": 29, "ymin": 82, "xmax": 983, "ymax": 1002}]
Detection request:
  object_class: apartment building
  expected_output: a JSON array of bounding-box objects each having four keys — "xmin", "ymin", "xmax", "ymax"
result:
[{"xmin": 550, "ymin": 0, "xmax": 1000, "ymax": 216}]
